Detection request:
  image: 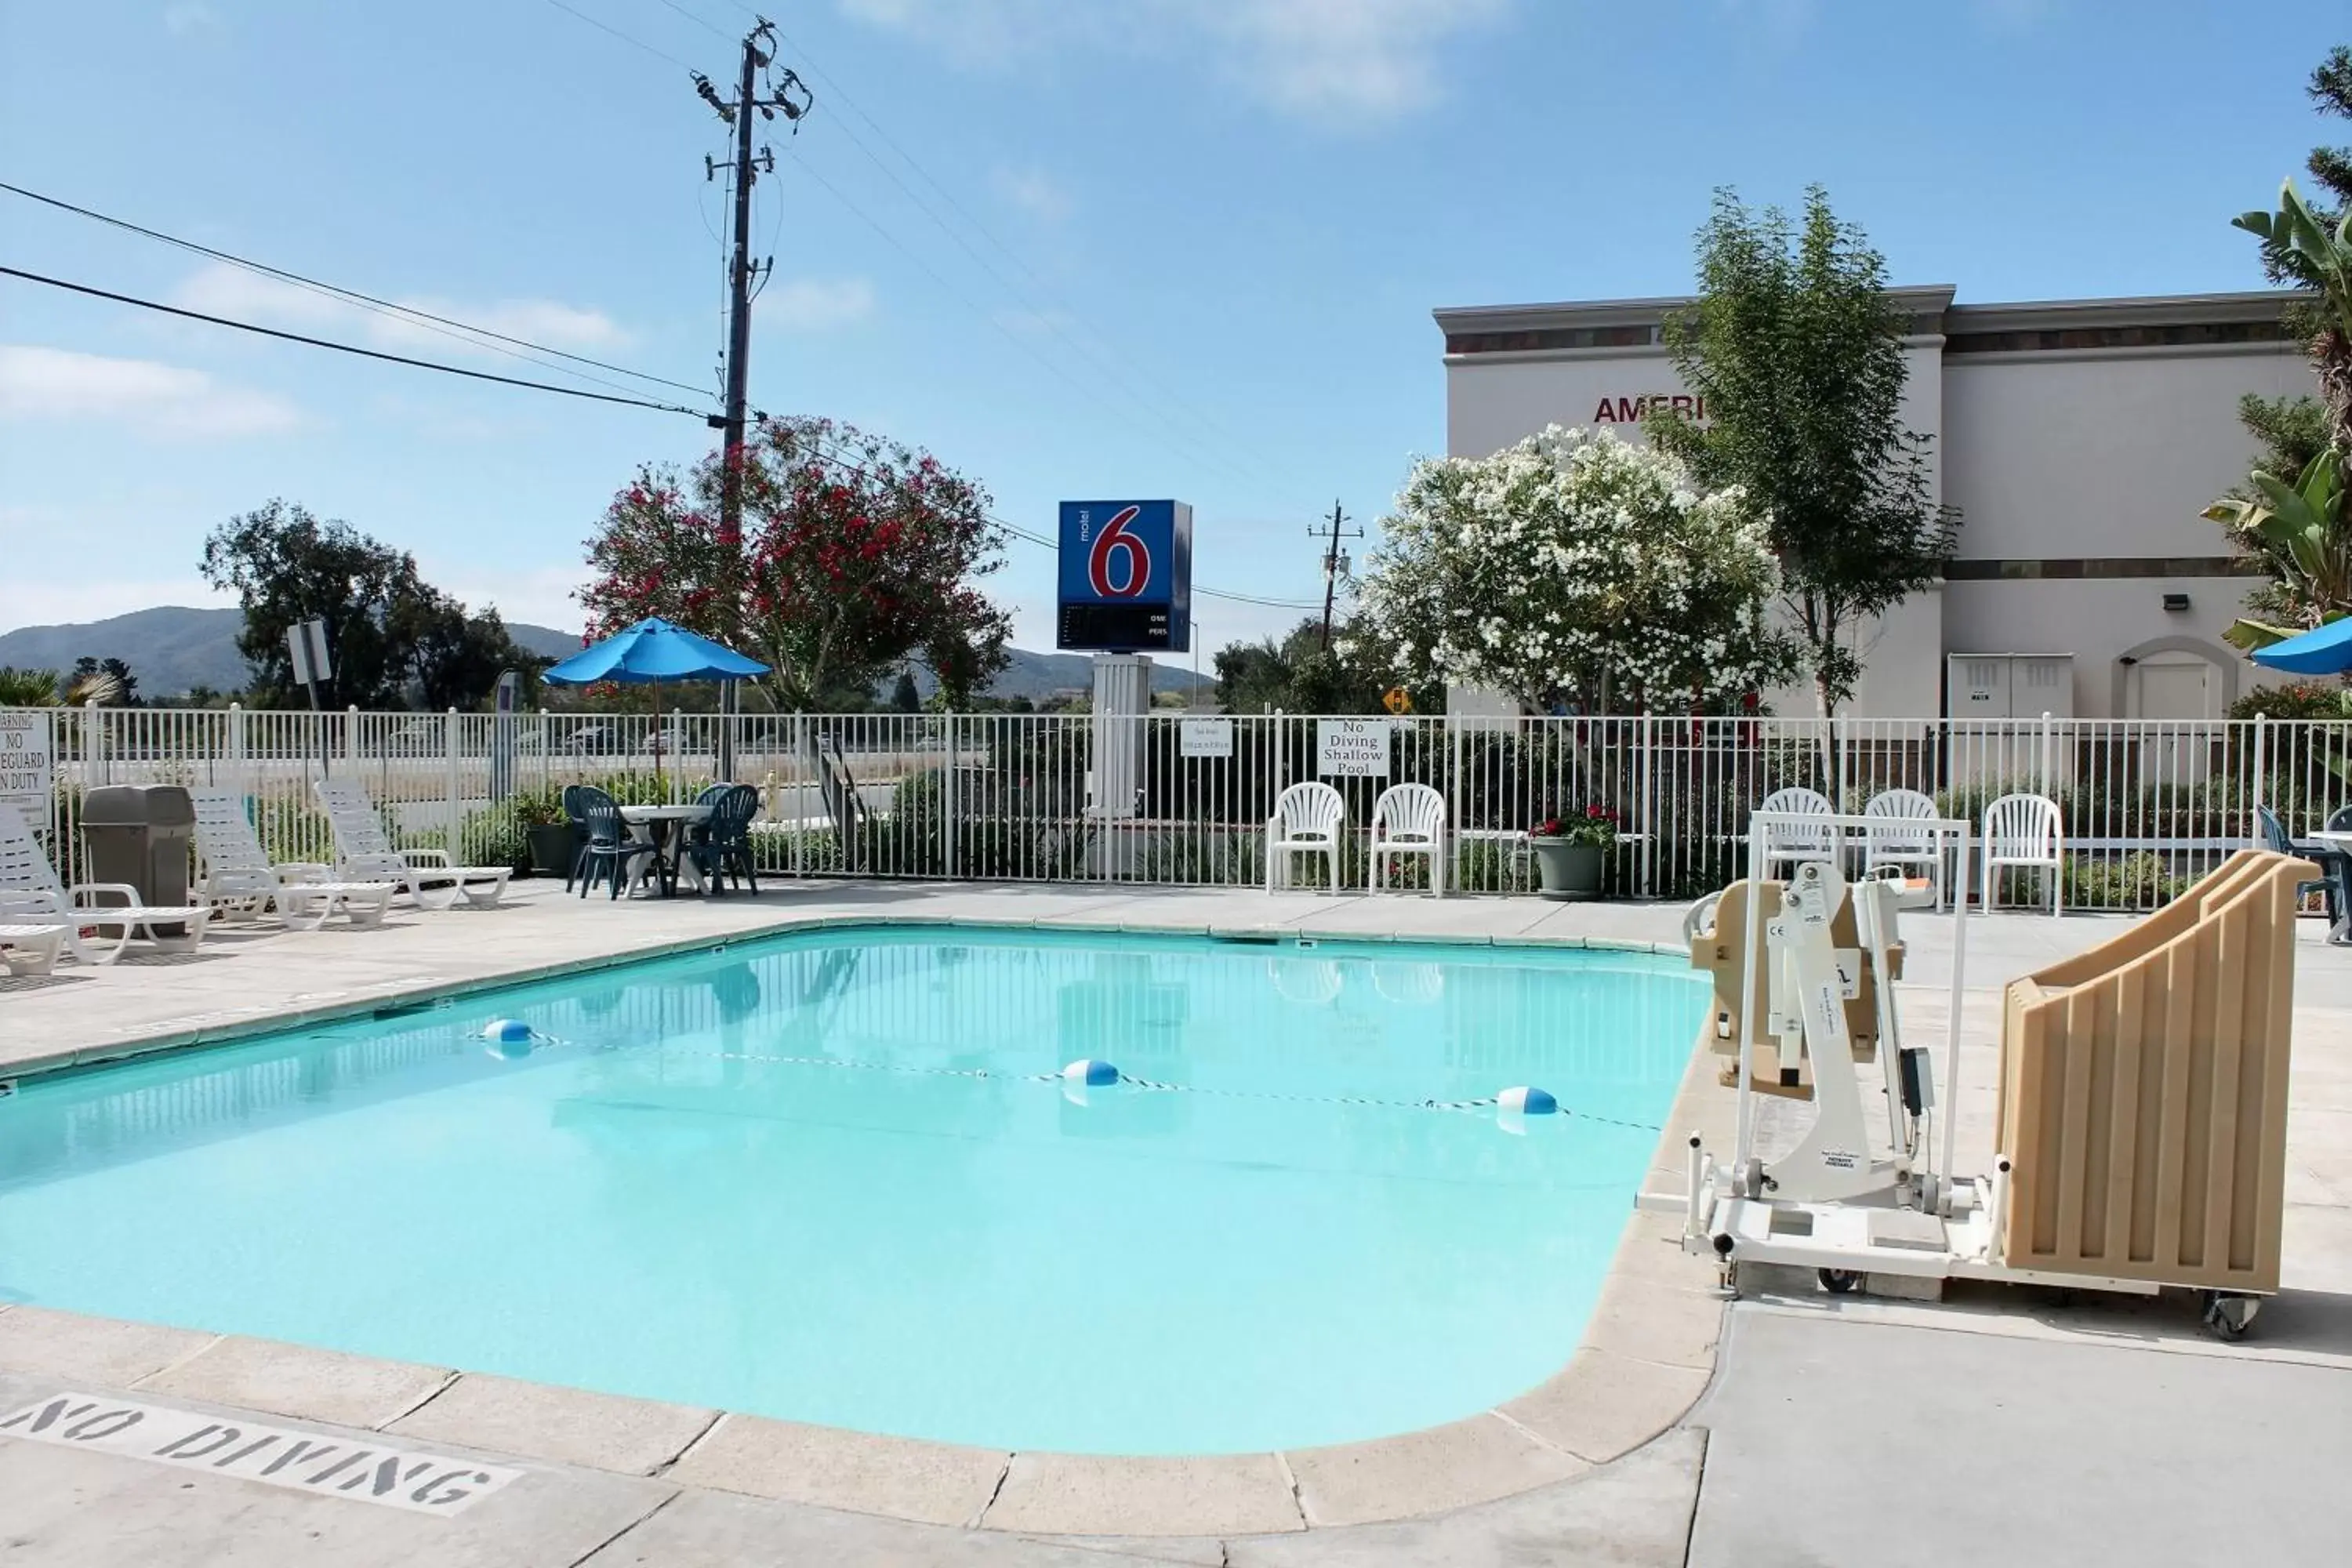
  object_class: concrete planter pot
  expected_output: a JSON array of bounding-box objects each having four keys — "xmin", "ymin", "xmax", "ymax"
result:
[
  {"xmin": 526, "ymin": 823, "xmax": 579, "ymax": 878},
  {"xmin": 1532, "ymin": 839, "xmax": 1605, "ymax": 902}
]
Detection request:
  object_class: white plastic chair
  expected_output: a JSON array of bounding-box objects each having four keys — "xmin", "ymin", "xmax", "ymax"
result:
[
  {"xmin": 0, "ymin": 921, "xmax": 71, "ymax": 977},
  {"xmin": 1268, "ymin": 956, "xmax": 1343, "ymax": 1004},
  {"xmin": 314, "ymin": 779, "xmax": 512, "ymax": 910},
  {"xmin": 1368, "ymin": 782, "xmax": 1446, "ymax": 897},
  {"xmin": 1754, "ymin": 787, "xmax": 1836, "ymax": 874},
  {"xmin": 0, "ymin": 802, "xmax": 212, "ymax": 964},
  {"xmin": 1265, "ymin": 782, "xmax": 1345, "ymax": 893},
  {"xmin": 190, "ymin": 789, "xmax": 397, "ymax": 931},
  {"xmin": 1981, "ymin": 792, "xmax": 2063, "ymax": 916},
  {"xmin": 1863, "ymin": 788, "xmax": 1946, "ymax": 909}
]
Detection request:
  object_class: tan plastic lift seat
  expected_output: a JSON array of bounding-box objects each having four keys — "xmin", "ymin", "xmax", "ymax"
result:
[
  {"xmin": 1998, "ymin": 849, "xmax": 2308, "ymax": 1293},
  {"xmin": 1689, "ymin": 878, "xmax": 1903, "ymax": 1100}
]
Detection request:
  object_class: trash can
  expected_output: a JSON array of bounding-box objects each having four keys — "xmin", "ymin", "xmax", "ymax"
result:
[{"xmin": 80, "ymin": 784, "xmax": 196, "ymax": 933}]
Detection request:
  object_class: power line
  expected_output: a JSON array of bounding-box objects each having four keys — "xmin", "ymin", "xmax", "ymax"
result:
[
  {"xmin": 542, "ymin": 0, "xmax": 696, "ymax": 71},
  {"xmin": 0, "ymin": 266, "xmax": 713, "ymax": 419},
  {"xmin": 741, "ymin": 6, "xmax": 1305, "ymax": 499},
  {"xmin": 0, "ymin": 180, "xmax": 714, "ymax": 401},
  {"xmin": 648, "ymin": 0, "xmax": 730, "ymax": 40},
  {"xmin": 661, "ymin": 5, "xmax": 1288, "ymax": 495},
  {"xmin": 782, "ymin": 429, "xmax": 1321, "ymax": 610}
]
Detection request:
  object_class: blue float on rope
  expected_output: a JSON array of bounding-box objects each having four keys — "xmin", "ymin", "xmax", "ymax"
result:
[
  {"xmin": 1062, "ymin": 1059, "xmax": 1120, "ymax": 1087},
  {"xmin": 1497, "ymin": 1085, "xmax": 1558, "ymax": 1116},
  {"xmin": 484, "ymin": 1018, "xmax": 534, "ymax": 1044}
]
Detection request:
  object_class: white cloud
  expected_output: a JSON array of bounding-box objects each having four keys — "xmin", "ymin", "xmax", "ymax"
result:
[
  {"xmin": 991, "ymin": 165, "xmax": 1073, "ymax": 224},
  {"xmin": 0, "ymin": 345, "xmax": 302, "ymax": 437},
  {"xmin": 168, "ymin": 263, "xmax": 630, "ymax": 359},
  {"xmin": 839, "ymin": 0, "xmax": 1509, "ymax": 127},
  {"xmin": 162, "ymin": 2, "xmax": 221, "ymax": 38},
  {"xmin": 757, "ymin": 276, "xmax": 877, "ymax": 332}
]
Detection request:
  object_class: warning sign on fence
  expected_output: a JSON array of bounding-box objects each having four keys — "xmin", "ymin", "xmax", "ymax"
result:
[
  {"xmin": 0, "ymin": 710, "xmax": 53, "ymax": 833},
  {"xmin": 1316, "ymin": 718, "xmax": 1390, "ymax": 778},
  {"xmin": 1178, "ymin": 717, "xmax": 1233, "ymax": 759}
]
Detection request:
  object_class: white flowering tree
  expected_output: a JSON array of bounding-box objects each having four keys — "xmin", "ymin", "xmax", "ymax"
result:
[{"xmin": 1348, "ymin": 425, "xmax": 1795, "ymax": 713}]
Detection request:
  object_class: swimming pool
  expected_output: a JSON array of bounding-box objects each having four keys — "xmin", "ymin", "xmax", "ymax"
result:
[{"xmin": 0, "ymin": 926, "xmax": 1704, "ymax": 1455}]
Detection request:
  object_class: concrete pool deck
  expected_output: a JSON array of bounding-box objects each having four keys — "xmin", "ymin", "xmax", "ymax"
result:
[{"xmin": 0, "ymin": 879, "xmax": 2345, "ymax": 1562}]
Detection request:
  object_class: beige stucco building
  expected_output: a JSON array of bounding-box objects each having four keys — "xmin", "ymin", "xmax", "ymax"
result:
[{"xmin": 1435, "ymin": 288, "xmax": 2314, "ymax": 720}]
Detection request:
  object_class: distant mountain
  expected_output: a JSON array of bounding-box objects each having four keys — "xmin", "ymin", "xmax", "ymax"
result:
[
  {"xmin": 924, "ymin": 648, "xmax": 1209, "ymax": 702},
  {"xmin": 0, "ymin": 606, "xmax": 1207, "ymax": 703},
  {"xmin": 0, "ymin": 607, "xmax": 586, "ymax": 699}
]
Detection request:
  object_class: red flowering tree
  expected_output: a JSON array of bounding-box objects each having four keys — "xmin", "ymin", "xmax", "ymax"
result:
[{"xmin": 581, "ymin": 416, "xmax": 1012, "ymax": 709}]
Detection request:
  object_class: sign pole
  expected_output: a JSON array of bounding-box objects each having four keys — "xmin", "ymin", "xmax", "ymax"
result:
[{"xmin": 288, "ymin": 618, "xmax": 332, "ymax": 782}]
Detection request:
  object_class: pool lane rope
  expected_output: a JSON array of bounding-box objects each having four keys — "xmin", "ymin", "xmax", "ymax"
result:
[{"xmin": 612, "ymin": 1044, "xmax": 1662, "ymax": 1131}]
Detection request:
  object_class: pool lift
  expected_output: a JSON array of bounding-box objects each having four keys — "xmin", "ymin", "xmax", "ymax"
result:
[{"xmin": 1675, "ymin": 811, "xmax": 2241, "ymax": 1330}]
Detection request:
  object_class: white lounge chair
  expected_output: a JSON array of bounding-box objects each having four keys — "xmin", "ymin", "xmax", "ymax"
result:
[
  {"xmin": 313, "ymin": 779, "xmax": 511, "ymax": 910},
  {"xmin": 1368, "ymin": 782, "xmax": 1446, "ymax": 896},
  {"xmin": 1754, "ymin": 786, "xmax": 1837, "ymax": 874},
  {"xmin": 0, "ymin": 921, "xmax": 71, "ymax": 977},
  {"xmin": 1982, "ymin": 792, "xmax": 2064, "ymax": 915},
  {"xmin": 1863, "ymin": 787, "xmax": 1947, "ymax": 909},
  {"xmin": 1265, "ymin": 782, "xmax": 1345, "ymax": 893},
  {"xmin": 190, "ymin": 788, "xmax": 397, "ymax": 931},
  {"xmin": 0, "ymin": 802, "xmax": 213, "ymax": 964}
]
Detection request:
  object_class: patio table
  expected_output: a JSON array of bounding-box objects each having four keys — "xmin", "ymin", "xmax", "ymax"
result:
[
  {"xmin": 619, "ymin": 804, "xmax": 713, "ymax": 898},
  {"xmin": 2303, "ymin": 829, "xmax": 2352, "ymax": 944}
]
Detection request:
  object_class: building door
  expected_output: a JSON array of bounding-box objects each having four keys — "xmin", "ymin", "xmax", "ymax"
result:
[{"xmin": 2129, "ymin": 654, "xmax": 2217, "ymax": 785}]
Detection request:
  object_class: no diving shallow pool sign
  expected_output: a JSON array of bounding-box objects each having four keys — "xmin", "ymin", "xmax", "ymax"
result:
[
  {"xmin": 0, "ymin": 710, "xmax": 53, "ymax": 833},
  {"xmin": 0, "ymin": 1392, "xmax": 521, "ymax": 1515},
  {"xmin": 1316, "ymin": 718, "xmax": 1390, "ymax": 778}
]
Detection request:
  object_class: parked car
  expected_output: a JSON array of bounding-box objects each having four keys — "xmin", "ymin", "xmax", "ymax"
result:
[
  {"xmin": 379, "ymin": 717, "xmax": 445, "ymax": 755},
  {"xmin": 564, "ymin": 724, "xmax": 619, "ymax": 755}
]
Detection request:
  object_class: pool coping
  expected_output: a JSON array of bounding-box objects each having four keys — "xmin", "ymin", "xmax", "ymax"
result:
[{"xmin": 0, "ymin": 904, "xmax": 1731, "ymax": 1537}]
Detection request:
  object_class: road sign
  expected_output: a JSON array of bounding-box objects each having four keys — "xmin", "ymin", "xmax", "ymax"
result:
[
  {"xmin": 1056, "ymin": 499, "xmax": 1192, "ymax": 653},
  {"xmin": 0, "ymin": 710, "xmax": 54, "ymax": 833},
  {"xmin": 288, "ymin": 619, "xmax": 332, "ymax": 693}
]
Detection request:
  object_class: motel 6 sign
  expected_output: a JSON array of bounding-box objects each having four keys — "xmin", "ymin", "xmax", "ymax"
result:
[{"xmin": 1055, "ymin": 499, "xmax": 1193, "ymax": 653}]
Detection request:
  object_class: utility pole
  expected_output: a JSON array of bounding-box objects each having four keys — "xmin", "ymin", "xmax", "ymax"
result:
[
  {"xmin": 691, "ymin": 16, "xmax": 811, "ymax": 552},
  {"xmin": 1310, "ymin": 500, "xmax": 1363, "ymax": 650}
]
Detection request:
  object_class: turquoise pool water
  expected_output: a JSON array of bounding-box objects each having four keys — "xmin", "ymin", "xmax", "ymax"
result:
[{"xmin": 0, "ymin": 927, "xmax": 1704, "ymax": 1455}]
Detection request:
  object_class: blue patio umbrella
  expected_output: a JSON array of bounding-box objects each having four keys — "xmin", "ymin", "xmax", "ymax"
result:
[
  {"xmin": 542, "ymin": 618, "xmax": 770, "ymax": 685},
  {"xmin": 2249, "ymin": 617, "xmax": 2352, "ymax": 675},
  {"xmin": 543, "ymin": 619, "xmax": 769, "ymax": 777}
]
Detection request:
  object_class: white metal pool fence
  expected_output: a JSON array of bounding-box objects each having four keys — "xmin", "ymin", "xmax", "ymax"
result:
[{"xmin": 9, "ymin": 702, "xmax": 2349, "ymax": 912}]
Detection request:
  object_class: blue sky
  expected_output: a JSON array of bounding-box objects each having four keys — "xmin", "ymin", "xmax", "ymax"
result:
[{"xmin": 2, "ymin": 0, "xmax": 2345, "ymax": 667}]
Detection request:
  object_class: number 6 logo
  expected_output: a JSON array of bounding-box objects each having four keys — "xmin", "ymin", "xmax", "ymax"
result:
[{"xmin": 1087, "ymin": 506, "xmax": 1150, "ymax": 597}]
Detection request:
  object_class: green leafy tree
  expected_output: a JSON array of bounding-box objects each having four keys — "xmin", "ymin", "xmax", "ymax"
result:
[
  {"xmin": 0, "ymin": 668, "xmax": 60, "ymax": 706},
  {"xmin": 384, "ymin": 588, "xmax": 544, "ymax": 712},
  {"xmin": 63, "ymin": 656, "xmax": 137, "ymax": 706},
  {"xmin": 2238, "ymin": 394, "xmax": 2331, "ymax": 480},
  {"xmin": 1652, "ymin": 187, "xmax": 1958, "ymax": 715},
  {"xmin": 2222, "ymin": 396, "xmax": 2332, "ymax": 625},
  {"xmin": 1212, "ymin": 618, "xmax": 1392, "ymax": 713},
  {"xmin": 1348, "ymin": 426, "xmax": 1795, "ymax": 713},
  {"xmin": 2212, "ymin": 49, "xmax": 2352, "ymax": 628},
  {"xmin": 2207, "ymin": 448, "xmax": 2351, "ymax": 648},
  {"xmin": 2313, "ymin": 45, "xmax": 2352, "ymax": 209},
  {"xmin": 887, "ymin": 670, "xmax": 921, "ymax": 713},
  {"xmin": 201, "ymin": 499, "xmax": 534, "ymax": 710},
  {"xmin": 2238, "ymin": 178, "xmax": 2352, "ymax": 444},
  {"xmin": 582, "ymin": 416, "xmax": 1012, "ymax": 710}
]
